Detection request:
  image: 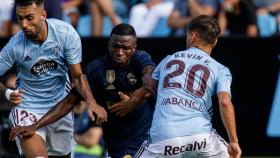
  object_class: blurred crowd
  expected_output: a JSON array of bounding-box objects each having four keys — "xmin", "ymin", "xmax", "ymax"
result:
[{"xmin": 1, "ymin": 0, "xmax": 280, "ymax": 38}]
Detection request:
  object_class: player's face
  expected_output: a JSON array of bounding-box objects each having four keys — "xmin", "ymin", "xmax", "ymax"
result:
[
  {"xmin": 109, "ymin": 34, "xmax": 136, "ymax": 68},
  {"xmin": 16, "ymin": 3, "xmax": 46, "ymax": 39}
]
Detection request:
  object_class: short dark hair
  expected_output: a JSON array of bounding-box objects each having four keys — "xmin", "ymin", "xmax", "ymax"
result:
[
  {"xmin": 110, "ymin": 23, "xmax": 136, "ymax": 37},
  {"xmin": 15, "ymin": 0, "xmax": 44, "ymax": 7},
  {"xmin": 187, "ymin": 15, "xmax": 220, "ymax": 45}
]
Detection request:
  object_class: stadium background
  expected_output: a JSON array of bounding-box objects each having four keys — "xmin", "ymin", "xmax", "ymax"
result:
[{"xmin": 0, "ymin": 37, "xmax": 280, "ymax": 157}]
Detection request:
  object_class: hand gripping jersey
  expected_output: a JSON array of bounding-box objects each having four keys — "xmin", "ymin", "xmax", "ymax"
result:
[
  {"xmin": 0, "ymin": 19, "xmax": 82, "ymax": 113},
  {"xmin": 150, "ymin": 47, "xmax": 232, "ymax": 143}
]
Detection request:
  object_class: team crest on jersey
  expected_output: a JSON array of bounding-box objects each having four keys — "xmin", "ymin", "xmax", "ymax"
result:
[
  {"xmin": 53, "ymin": 45, "xmax": 60, "ymax": 57},
  {"xmin": 122, "ymin": 155, "xmax": 132, "ymax": 158},
  {"xmin": 106, "ymin": 70, "xmax": 116, "ymax": 90},
  {"xmin": 31, "ymin": 59, "xmax": 58, "ymax": 76},
  {"xmin": 127, "ymin": 73, "xmax": 137, "ymax": 85}
]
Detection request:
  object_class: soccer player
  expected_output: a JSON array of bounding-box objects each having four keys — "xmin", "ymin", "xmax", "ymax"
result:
[
  {"xmin": 10, "ymin": 23, "xmax": 156, "ymax": 158},
  {"xmin": 138, "ymin": 15, "xmax": 242, "ymax": 158},
  {"xmin": 0, "ymin": 0, "xmax": 107, "ymax": 157}
]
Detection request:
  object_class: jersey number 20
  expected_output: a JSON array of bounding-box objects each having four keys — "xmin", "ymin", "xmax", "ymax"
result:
[{"xmin": 163, "ymin": 59, "xmax": 210, "ymax": 97}]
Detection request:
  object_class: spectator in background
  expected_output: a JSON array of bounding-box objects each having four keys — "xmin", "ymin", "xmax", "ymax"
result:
[
  {"xmin": 218, "ymin": 0, "xmax": 258, "ymax": 37},
  {"xmin": 253, "ymin": 0, "xmax": 280, "ymax": 35},
  {"xmin": 61, "ymin": 0, "xmax": 83, "ymax": 29},
  {"xmin": 253, "ymin": 0, "xmax": 280, "ymax": 14},
  {"xmin": 255, "ymin": 0, "xmax": 280, "ymax": 17},
  {"xmin": 129, "ymin": 0, "xmax": 174, "ymax": 37},
  {"xmin": 168, "ymin": 0, "xmax": 219, "ymax": 36},
  {"xmin": 73, "ymin": 101, "xmax": 104, "ymax": 158},
  {"xmin": 0, "ymin": 0, "xmax": 14, "ymax": 37},
  {"xmin": 11, "ymin": 0, "xmax": 63, "ymax": 35},
  {"xmin": 90, "ymin": 0, "xmax": 121, "ymax": 36}
]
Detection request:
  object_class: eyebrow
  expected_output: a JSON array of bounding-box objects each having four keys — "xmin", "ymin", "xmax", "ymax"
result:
[{"xmin": 16, "ymin": 13, "xmax": 34, "ymax": 18}]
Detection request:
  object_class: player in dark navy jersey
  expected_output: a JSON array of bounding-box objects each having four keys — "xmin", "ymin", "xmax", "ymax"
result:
[
  {"xmin": 84, "ymin": 23, "xmax": 155, "ymax": 158},
  {"xmin": 10, "ymin": 23, "xmax": 156, "ymax": 158}
]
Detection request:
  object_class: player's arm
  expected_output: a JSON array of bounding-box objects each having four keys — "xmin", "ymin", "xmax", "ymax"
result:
[
  {"xmin": 142, "ymin": 65, "xmax": 158, "ymax": 97},
  {"xmin": 217, "ymin": 92, "xmax": 242, "ymax": 158},
  {"xmin": 0, "ymin": 43, "xmax": 23, "ymax": 106},
  {"xmin": 69, "ymin": 63, "xmax": 107, "ymax": 124},
  {"xmin": 133, "ymin": 65, "xmax": 155, "ymax": 100},
  {"xmin": 9, "ymin": 88, "xmax": 82, "ymax": 141},
  {"xmin": 110, "ymin": 65, "xmax": 155, "ymax": 117},
  {"xmin": 168, "ymin": 9, "xmax": 193, "ymax": 29},
  {"xmin": 0, "ymin": 71, "xmax": 23, "ymax": 106}
]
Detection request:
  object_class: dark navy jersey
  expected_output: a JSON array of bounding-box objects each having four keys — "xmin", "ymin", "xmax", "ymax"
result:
[{"xmin": 85, "ymin": 50, "xmax": 155, "ymax": 156}]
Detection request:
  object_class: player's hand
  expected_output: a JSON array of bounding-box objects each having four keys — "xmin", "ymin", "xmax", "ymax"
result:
[
  {"xmin": 109, "ymin": 92, "xmax": 132, "ymax": 117},
  {"xmin": 9, "ymin": 89, "xmax": 24, "ymax": 106},
  {"xmin": 228, "ymin": 142, "xmax": 242, "ymax": 158},
  {"xmin": 9, "ymin": 124, "xmax": 37, "ymax": 141},
  {"xmin": 87, "ymin": 102, "xmax": 107, "ymax": 125},
  {"xmin": 142, "ymin": 73, "xmax": 157, "ymax": 96}
]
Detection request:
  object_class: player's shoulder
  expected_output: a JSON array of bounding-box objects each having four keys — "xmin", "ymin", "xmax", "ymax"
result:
[
  {"xmin": 47, "ymin": 18, "xmax": 76, "ymax": 35},
  {"xmin": 85, "ymin": 56, "xmax": 106, "ymax": 73},
  {"xmin": 132, "ymin": 50, "xmax": 150, "ymax": 58},
  {"xmin": 132, "ymin": 50, "xmax": 152, "ymax": 59},
  {"xmin": 210, "ymin": 57, "xmax": 229, "ymax": 71},
  {"xmin": 9, "ymin": 31, "xmax": 25, "ymax": 44},
  {"xmin": 209, "ymin": 58, "xmax": 231, "ymax": 77},
  {"xmin": 135, "ymin": 50, "xmax": 149, "ymax": 55},
  {"xmin": 2, "ymin": 31, "xmax": 25, "ymax": 52}
]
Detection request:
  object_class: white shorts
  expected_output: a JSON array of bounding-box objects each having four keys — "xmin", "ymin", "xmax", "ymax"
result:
[
  {"xmin": 135, "ymin": 130, "xmax": 229, "ymax": 158},
  {"xmin": 9, "ymin": 107, "xmax": 74, "ymax": 156}
]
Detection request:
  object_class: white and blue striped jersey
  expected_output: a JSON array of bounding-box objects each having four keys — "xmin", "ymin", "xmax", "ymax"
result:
[
  {"xmin": 0, "ymin": 18, "xmax": 82, "ymax": 113},
  {"xmin": 150, "ymin": 47, "xmax": 232, "ymax": 143}
]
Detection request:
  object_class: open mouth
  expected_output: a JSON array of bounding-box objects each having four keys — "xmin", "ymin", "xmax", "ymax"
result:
[{"xmin": 23, "ymin": 30, "xmax": 31, "ymax": 34}]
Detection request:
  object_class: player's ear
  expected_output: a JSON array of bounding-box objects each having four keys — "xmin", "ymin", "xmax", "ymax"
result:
[
  {"xmin": 190, "ymin": 32, "xmax": 196, "ymax": 44},
  {"xmin": 40, "ymin": 10, "xmax": 46, "ymax": 21},
  {"xmin": 132, "ymin": 44, "xmax": 137, "ymax": 52},
  {"xmin": 213, "ymin": 39, "xmax": 218, "ymax": 47}
]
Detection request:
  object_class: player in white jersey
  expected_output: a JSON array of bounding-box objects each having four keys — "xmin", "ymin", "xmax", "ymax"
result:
[
  {"xmin": 0, "ymin": 0, "xmax": 107, "ymax": 157},
  {"xmin": 137, "ymin": 15, "xmax": 242, "ymax": 158}
]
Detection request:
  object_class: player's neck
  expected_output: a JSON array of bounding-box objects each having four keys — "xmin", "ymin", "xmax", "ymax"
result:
[{"xmin": 191, "ymin": 44, "xmax": 212, "ymax": 55}]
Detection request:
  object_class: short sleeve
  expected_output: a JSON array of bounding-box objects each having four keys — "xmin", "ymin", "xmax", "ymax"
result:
[
  {"xmin": 0, "ymin": 41, "xmax": 16, "ymax": 76},
  {"xmin": 132, "ymin": 51, "xmax": 156, "ymax": 71},
  {"xmin": 64, "ymin": 26, "xmax": 82, "ymax": 65},
  {"xmin": 216, "ymin": 67, "xmax": 232, "ymax": 95}
]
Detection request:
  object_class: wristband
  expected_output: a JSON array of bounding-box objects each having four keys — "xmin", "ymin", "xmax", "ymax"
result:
[{"xmin": 5, "ymin": 89, "xmax": 13, "ymax": 100}]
